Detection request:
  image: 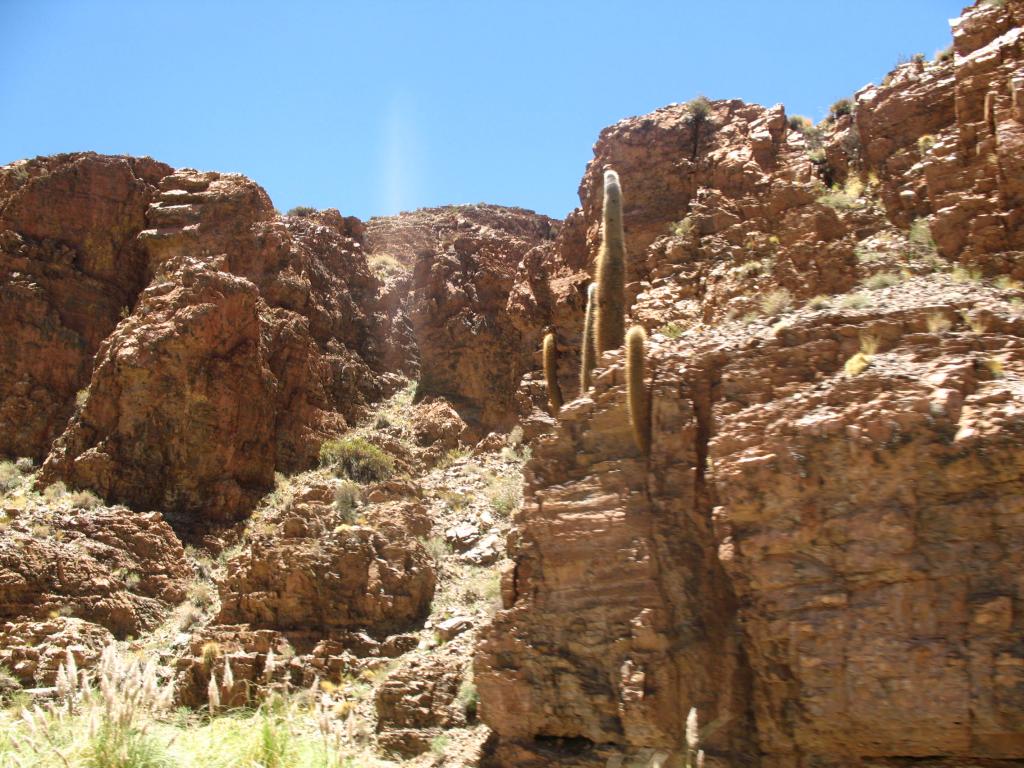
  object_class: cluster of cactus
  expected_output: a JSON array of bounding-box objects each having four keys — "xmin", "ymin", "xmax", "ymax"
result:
[{"xmin": 541, "ymin": 166, "xmax": 652, "ymax": 455}]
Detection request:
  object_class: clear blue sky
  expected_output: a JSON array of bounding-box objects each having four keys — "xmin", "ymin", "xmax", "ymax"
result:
[{"xmin": 1, "ymin": 0, "xmax": 966, "ymax": 220}]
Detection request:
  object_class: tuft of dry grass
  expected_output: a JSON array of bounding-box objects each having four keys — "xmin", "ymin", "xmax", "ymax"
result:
[
  {"xmin": 864, "ymin": 272, "xmax": 901, "ymax": 290},
  {"xmin": 844, "ymin": 334, "xmax": 880, "ymax": 376},
  {"xmin": 926, "ymin": 313, "xmax": 952, "ymax": 333},
  {"xmin": 838, "ymin": 292, "xmax": 871, "ymax": 310},
  {"xmin": 760, "ymin": 288, "xmax": 792, "ymax": 317}
]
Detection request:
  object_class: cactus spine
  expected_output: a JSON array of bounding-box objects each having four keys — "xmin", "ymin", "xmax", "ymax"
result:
[
  {"xmin": 579, "ymin": 283, "xmax": 597, "ymax": 393},
  {"xmin": 543, "ymin": 331, "xmax": 563, "ymax": 415},
  {"xmin": 595, "ymin": 168, "xmax": 627, "ymax": 355},
  {"xmin": 626, "ymin": 325, "xmax": 650, "ymax": 455}
]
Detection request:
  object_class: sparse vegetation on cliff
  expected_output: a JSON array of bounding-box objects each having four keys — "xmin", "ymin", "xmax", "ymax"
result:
[{"xmin": 319, "ymin": 437, "xmax": 395, "ymax": 482}]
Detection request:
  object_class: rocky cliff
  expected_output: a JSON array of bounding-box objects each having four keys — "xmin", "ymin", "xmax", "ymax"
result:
[
  {"xmin": 476, "ymin": 1, "xmax": 1024, "ymax": 766},
  {"xmin": 1, "ymin": 1, "xmax": 1023, "ymax": 766}
]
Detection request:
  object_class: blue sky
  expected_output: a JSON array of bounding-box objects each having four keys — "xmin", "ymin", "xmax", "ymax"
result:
[{"xmin": 1, "ymin": 0, "xmax": 966, "ymax": 220}]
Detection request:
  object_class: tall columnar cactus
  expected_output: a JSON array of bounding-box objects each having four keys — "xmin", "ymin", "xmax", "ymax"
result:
[
  {"xmin": 543, "ymin": 331, "xmax": 563, "ymax": 415},
  {"xmin": 579, "ymin": 283, "xmax": 597, "ymax": 394},
  {"xmin": 595, "ymin": 168, "xmax": 626, "ymax": 355},
  {"xmin": 626, "ymin": 325, "xmax": 650, "ymax": 455}
]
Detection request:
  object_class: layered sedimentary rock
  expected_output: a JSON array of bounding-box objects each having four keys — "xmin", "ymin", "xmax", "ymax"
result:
[
  {"xmin": 478, "ymin": 277, "xmax": 1024, "ymax": 766},
  {"xmin": 366, "ymin": 206, "xmax": 559, "ymax": 432},
  {"xmin": 478, "ymin": 3, "xmax": 1024, "ymax": 764},
  {"xmin": 711, "ymin": 293, "xmax": 1024, "ymax": 763}
]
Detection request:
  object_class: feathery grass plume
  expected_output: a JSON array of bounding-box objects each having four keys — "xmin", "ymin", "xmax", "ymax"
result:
[
  {"xmin": 542, "ymin": 331, "xmax": 563, "ymax": 415},
  {"xmin": 207, "ymin": 676, "xmax": 221, "ymax": 714},
  {"xmin": 685, "ymin": 706, "xmax": 703, "ymax": 768},
  {"xmin": 580, "ymin": 283, "xmax": 598, "ymax": 393},
  {"xmin": 626, "ymin": 326, "xmax": 651, "ymax": 455},
  {"xmin": 595, "ymin": 169, "xmax": 627, "ymax": 355}
]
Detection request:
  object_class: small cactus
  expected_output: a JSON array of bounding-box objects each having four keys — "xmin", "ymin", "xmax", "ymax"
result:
[
  {"xmin": 543, "ymin": 330, "xmax": 563, "ymax": 415},
  {"xmin": 579, "ymin": 283, "xmax": 597, "ymax": 393},
  {"xmin": 626, "ymin": 325, "xmax": 650, "ymax": 455},
  {"xmin": 595, "ymin": 169, "xmax": 627, "ymax": 355}
]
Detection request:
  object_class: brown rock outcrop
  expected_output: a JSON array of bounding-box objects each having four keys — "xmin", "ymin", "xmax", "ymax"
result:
[
  {"xmin": 0, "ymin": 154, "xmax": 172, "ymax": 460},
  {"xmin": 0, "ymin": 503, "xmax": 189, "ymax": 638},
  {"xmin": 217, "ymin": 480, "xmax": 436, "ymax": 640},
  {"xmin": 173, "ymin": 625, "xmax": 296, "ymax": 708},
  {"xmin": 0, "ymin": 617, "xmax": 114, "ymax": 686},
  {"xmin": 376, "ymin": 637, "xmax": 474, "ymax": 756},
  {"xmin": 848, "ymin": 0, "xmax": 1024, "ymax": 272},
  {"xmin": 478, "ymin": 275, "xmax": 1024, "ymax": 766},
  {"xmin": 0, "ymin": 156, "xmax": 413, "ymax": 529},
  {"xmin": 366, "ymin": 206, "xmax": 559, "ymax": 432}
]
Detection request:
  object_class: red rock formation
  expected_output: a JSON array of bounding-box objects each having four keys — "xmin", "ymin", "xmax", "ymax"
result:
[
  {"xmin": 0, "ymin": 617, "xmax": 114, "ymax": 686},
  {"xmin": 480, "ymin": 276, "xmax": 1024, "ymax": 766},
  {"xmin": 0, "ymin": 157, "xmax": 413, "ymax": 529},
  {"xmin": 479, "ymin": 5, "xmax": 1024, "ymax": 764},
  {"xmin": 0, "ymin": 154, "xmax": 171, "ymax": 460},
  {"xmin": 847, "ymin": 0, "xmax": 1024, "ymax": 273},
  {"xmin": 217, "ymin": 480, "xmax": 436, "ymax": 640},
  {"xmin": 0, "ymin": 504, "xmax": 188, "ymax": 638},
  {"xmin": 376, "ymin": 636, "xmax": 475, "ymax": 756},
  {"xmin": 366, "ymin": 206, "xmax": 559, "ymax": 432}
]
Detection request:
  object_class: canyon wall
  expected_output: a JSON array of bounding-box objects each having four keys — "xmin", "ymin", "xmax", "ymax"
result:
[{"xmin": 477, "ymin": 1, "xmax": 1024, "ymax": 765}]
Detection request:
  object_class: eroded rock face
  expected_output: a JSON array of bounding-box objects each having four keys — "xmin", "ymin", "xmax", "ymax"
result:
[
  {"xmin": 376, "ymin": 637, "xmax": 474, "ymax": 756},
  {"xmin": 850, "ymin": 0, "xmax": 1024, "ymax": 272},
  {"xmin": 217, "ymin": 481, "xmax": 436, "ymax": 640},
  {"xmin": 710, "ymin": 303, "xmax": 1024, "ymax": 762},
  {"xmin": 173, "ymin": 625, "xmax": 296, "ymax": 708},
  {"xmin": 0, "ymin": 617, "xmax": 114, "ymax": 686},
  {"xmin": 478, "ymin": 277, "xmax": 1024, "ymax": 766},
  {"xmin": 0, "ymin": 154, "xmax": 172, "ymax": 460},
  {"xmin": 475, "ymin": 345, "xmax": 756, "ymax": 763},
  {"xmin": 366, "ymin": 206, "xmax": 559, "ymax": 432},
  {"xmin": 0, "ymin": 504, "xmax": 189, "ymax": 638},
  {"xmin": 42, "ymin": 256, "xmax": 279, "ymax": 525},
  {"xmin": 0, "ymin": 156, "xmax": 411, "ymax": 530}
]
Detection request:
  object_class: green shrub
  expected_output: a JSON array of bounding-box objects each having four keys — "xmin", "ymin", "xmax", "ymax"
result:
[
  {"xmin": 658, "ymin": 322, "xmax": 684, "ymax": 339},
  {"xmin": 319, "ymin": 437, "xmax": 394, "ymax": 483},
  {"xmin": 0, "ymin": 461, "xmax": 19, "ymax": 493},
  {"xmin": 457, "ymin": 678, "xmax": 479, "ymax": 721},
  {"xmin": 685, "ymin": 95, "xmax": 713, "ymax": 123},
  {"xmin": 286, "ymin": 206, "xmax": 317, "ymax": 217},
  {"xmin": 829, "ymin": 99, "xmax": 854, "ymax": 121},
  {"xmin": 670, "ymin": 217, "xmax": 695, "ymax": 237},
  {"xmin": 839, "ymin": 292, "xmax": 871, "ymax": 309},
  {"xmin": 368, "ymin": 253, "xmax": 407, "ymax": 280},
  {"xmin": 68, "ymin": 489, "xmax": 103, "ymax": 509},
  {"xmin": 333, "ymin": 480, "xmax": 361, "ymax": 522}
]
